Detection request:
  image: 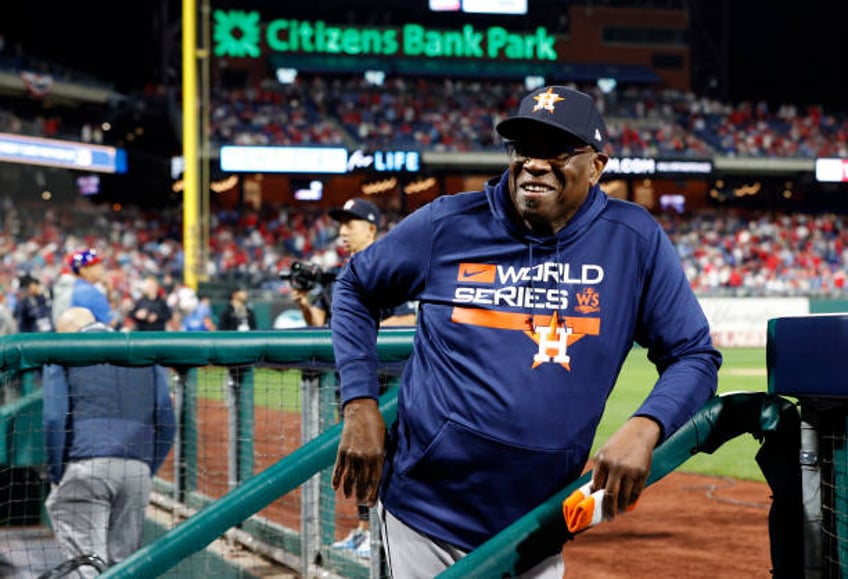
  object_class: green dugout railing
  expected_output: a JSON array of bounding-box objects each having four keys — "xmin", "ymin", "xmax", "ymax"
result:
[
  {"xmin": 439, "ymin": 390, "xmax": 802, "ymax": 578},
  {"xmin": 0, "ymin": 330, "xmax": 802, "ymax": 578},
  {"xmin": 0, "ymin": 329, "xmax": 414, "ymax": 371},
  {"xmin": 0, "ymin": 328, "xmax": 412, "ymax": 577},
  {"xmin": 104, "ymin": 384, "xmax": 800, "ymax": 578}
]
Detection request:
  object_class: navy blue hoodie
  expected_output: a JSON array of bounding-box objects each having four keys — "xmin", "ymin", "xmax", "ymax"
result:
[{"xmin": 331, "ymin": 170, "xmax": 721, "ymax": 551}]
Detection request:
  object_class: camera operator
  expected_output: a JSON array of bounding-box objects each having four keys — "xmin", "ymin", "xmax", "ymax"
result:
[
  {"xmin": 291, "ymin": 198, "xmax": 416, "ymax": 329},
  {"xmin": 286, "ymin": 197, "xmax": 415, "ymax": 559}
]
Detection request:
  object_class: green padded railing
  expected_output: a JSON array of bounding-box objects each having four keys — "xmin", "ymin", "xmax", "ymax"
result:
[
  {"xmin": 101, "ymin": 388, "xmax": 399, "ymax": 579},
  {"xmin": 0, "ymin": 328, "xmax": 416, "ymax": 372},
  {"xmin": 0, "ymin": 328, "xmax": 412, "ymax": 578},
  {"xmin": 103, "ymin": 384, "xmax": 793, "ymax": 578}
]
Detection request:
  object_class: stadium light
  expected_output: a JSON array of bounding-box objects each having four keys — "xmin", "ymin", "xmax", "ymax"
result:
[{"xmin": 275, "ymin": 67, "xmax": 297, "ymax": 84}]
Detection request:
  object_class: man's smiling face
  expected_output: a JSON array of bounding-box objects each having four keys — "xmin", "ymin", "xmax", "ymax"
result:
[{"xmin": 507, "ymin": 137, "xmax": 606, "ymax": 236}]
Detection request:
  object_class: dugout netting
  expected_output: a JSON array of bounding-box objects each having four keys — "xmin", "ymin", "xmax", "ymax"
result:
[
  {"xmin": 4, "ymin": 323, "xmax": 836, "ymax": 578},
  {"xmin": 767, "ymin": 314, "xmax": 848, "ymax": 579},
  {"xmin": 0, "ymin": 329, "xmax": 409, "ymax": 579},
  {"xmin": 798, "ymin": 402, "xmax": 848, "ymax": 579}
]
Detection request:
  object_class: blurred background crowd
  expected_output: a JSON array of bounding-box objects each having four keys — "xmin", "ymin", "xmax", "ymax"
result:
[{"xmin": 0, "ymin": 0, "xmax": 846, "ymax": 334}]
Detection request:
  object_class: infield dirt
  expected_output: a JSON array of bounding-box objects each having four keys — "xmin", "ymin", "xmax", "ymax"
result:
[{"xmin": 562, "ymin": 470, "xmax": 771, "ymax": 578}]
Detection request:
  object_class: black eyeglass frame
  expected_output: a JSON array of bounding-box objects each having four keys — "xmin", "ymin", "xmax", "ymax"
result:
[{"xmin": 504, "ymin": 140, "xmax": 596, "ymax": 166}]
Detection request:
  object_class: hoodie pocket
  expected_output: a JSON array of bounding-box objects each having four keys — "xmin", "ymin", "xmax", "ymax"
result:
[{"xmin": 402, "ymin": 419, "xmax": 580, "ymax": 529}]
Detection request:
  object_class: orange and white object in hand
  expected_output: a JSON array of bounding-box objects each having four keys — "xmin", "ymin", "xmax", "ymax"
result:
[{"xmin": 562, "ymin": 482, "xmax": 639, "ymax": 534}]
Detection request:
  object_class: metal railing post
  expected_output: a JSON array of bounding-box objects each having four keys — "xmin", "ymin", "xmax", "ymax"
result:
[
  {"xmin": 172, "ymin": 369, "xmax": 186, "ymax": 504},
  {"xmin": 300, "ymin": 370, "xmax": 322, "ymax": 574}
]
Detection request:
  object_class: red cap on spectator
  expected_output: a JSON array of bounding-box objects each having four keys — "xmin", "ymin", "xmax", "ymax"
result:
[{"xmin": 69, "ymin": 249, "xmax": 102, "ymax": 274}]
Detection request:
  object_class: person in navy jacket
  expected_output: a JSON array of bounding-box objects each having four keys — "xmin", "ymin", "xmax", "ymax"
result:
[
  {"xmin": 43, "ymin": 307, "xmax": 176, "ymax": 573},
  {"xmin": 330, "ymin": 85, "xmax": 721, "ymax": 577},
  {"xmin": 14, "ymin": 274, "xmax": 53, "ymax": 333}
]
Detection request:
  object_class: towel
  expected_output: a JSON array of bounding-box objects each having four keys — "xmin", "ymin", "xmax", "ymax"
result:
[{"xmin": 562, "ymin": 482, "xmax": 639, "ymax": 534}]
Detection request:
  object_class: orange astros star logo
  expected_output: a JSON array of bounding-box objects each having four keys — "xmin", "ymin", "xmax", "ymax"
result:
[
  {"xmin": 449, "ymin": 306, "xmax": 601, "ymax": 372},
  {"xmin": 525, "ymin": 312, "xmax": 573, "ymax": 370},
  {"xmin": 523, "ymin": 313, "xmax": 602, "ymax": 371},
  {"xmin": 532, "ymin": 87, "xmax": 565, "ymax": 114}
]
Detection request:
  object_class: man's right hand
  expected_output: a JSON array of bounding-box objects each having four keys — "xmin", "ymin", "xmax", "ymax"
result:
[
  {"xmin": 331, "ymin": 397, "xmax": 386, "ymax": 507},
  {"xmin": 292, "ymin": 290, "xmax": 327, "ymax": 326},
  {"xmin": 291, "ymin": 289, "xmax": 309, "ymax": 305}
]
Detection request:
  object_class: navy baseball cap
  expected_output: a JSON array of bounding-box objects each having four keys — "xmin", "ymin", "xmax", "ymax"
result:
[
  {"xmin": 329, "ymin": 198, "xmax": 382, "ymax": 227},
  {"xmin": 496, "ymin": 86, "xmax": 607, "ymax": 152},
  {"xmin": 18, "ymin": 274, "xmax": 39, "ymax": 287}
]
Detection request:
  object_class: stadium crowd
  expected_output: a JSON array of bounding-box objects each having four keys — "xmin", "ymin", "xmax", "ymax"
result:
[
  {"xmin": 1, "ymin": 193, "xmax": 848, "ymax": 338},
  {"xmin": 2, "ymin": 60, "xmax": 848, "ymax": 335},
  {"xmin": 3, "ymin": 73, "xmax": 848, "ymax": 160},
  {"xmin": 0, "ymin": 198, "xmax": 345, "ymax": 333},
  {"xmin": 204, "ymin": 76, "xmax": 848, "ymax": 159}
]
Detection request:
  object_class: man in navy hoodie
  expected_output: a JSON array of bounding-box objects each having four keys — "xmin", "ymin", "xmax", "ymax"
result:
[{"xmin": 330, "ymin": 85, "xmax": 721, "ymax": 577}]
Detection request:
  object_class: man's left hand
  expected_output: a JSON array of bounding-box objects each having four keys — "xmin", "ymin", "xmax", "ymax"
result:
[{"xmin": 590, "ymin": 415, "xmax": 661, "ymax": 521}]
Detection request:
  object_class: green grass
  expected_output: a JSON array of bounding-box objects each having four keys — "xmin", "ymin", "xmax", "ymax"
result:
[
  {"xmin": 591, "ymin": 347, "xmax": 769, "ymax": 482},
  {"xmin": 195, "ymin": 366, "xmax": 304, "ymax": 411}
]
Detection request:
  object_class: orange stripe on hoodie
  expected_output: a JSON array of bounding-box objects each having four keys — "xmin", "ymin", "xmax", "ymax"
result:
[{"xmin": 451, "ymin": 307, "xmax": 601, "ymax": 333}]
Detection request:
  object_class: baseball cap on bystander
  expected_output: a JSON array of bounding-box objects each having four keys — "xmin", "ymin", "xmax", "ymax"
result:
[
  {"xmin": 328, "ymin": 198, "xmax": 382, "ymax": 227},
  {"xmin": 69, "ymin": 249, "xmax": 103, "ymax": 274}
]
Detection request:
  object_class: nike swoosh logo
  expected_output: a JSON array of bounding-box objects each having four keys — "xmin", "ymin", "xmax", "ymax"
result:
[{"xmin": 461, "ymin": 268, "xmax": 489, "ymax": 278}]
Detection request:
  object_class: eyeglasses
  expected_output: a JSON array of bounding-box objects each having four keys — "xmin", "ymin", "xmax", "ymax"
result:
[{"xmin": 504, "ymin": 141, "xmax": 595, "ymax": 166}]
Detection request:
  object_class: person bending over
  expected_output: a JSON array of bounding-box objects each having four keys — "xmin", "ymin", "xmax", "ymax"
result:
[{"xmin": 44, "ymin": 307, "xmax": 176, "ymax": 575}]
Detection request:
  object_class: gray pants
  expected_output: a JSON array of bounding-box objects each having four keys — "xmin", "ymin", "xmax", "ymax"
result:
[
  {"xmin": 379, "ymin": 502, "xmax": 565, "ymax": 578},
  {"xmin": 46, "ymin": 458, "xmax": 152, "ymax": 577}
]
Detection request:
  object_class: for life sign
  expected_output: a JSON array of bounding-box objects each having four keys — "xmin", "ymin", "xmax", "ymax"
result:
[{"xmin": 347, "ymin": 149, "xmax": 420, "ymax": 173}]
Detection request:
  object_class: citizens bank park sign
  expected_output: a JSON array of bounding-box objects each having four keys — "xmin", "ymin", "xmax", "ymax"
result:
[{"xmin": 212, "ymin": 10, "xmax": 558, "ymax": 61}]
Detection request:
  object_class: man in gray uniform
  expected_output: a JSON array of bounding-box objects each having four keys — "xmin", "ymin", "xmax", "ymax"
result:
[{"xmin": 43, "ymin": 307, "xmax": 176, "ymax": 575}]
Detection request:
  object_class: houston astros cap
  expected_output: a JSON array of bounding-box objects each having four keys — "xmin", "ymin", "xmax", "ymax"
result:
[
  {"xmin": 496, "ymin": 86, "xmax": 607, "ymax": 152},
  {"xmin": 329, "ymin": 198, "xmax": 382, "ymax": 227}
]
